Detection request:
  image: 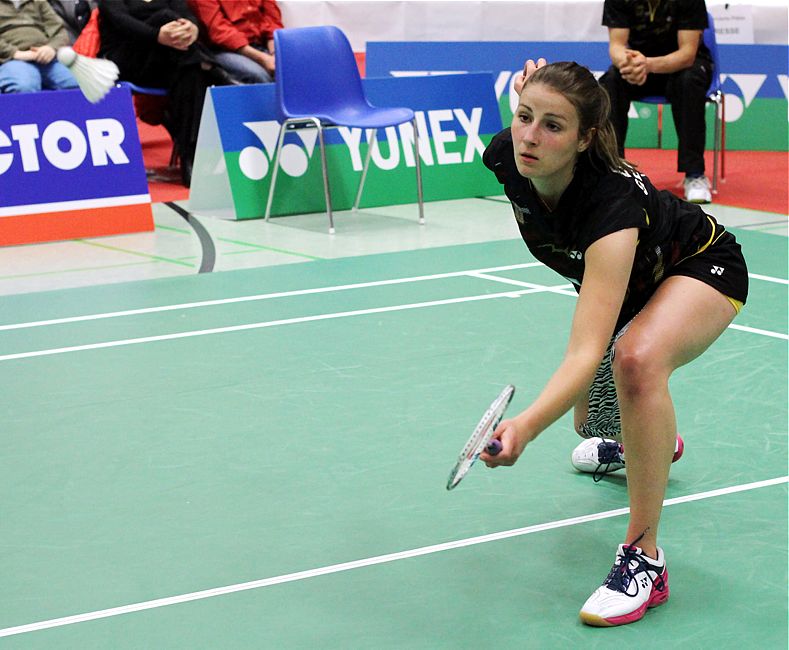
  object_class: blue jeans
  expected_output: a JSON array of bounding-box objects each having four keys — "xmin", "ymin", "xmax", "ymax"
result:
[
  {"xmin": 0, "ymin": 60, "xmax": 80, "ymax": 93},
  {"xmin": 213, "ymin": 50, "xmax": 273, "ymax": 84}
]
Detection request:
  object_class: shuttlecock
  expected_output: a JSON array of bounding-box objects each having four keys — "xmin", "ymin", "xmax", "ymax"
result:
[{"xmin": 57, "ymin": 46, "xmax": 119, "ymax": 104}]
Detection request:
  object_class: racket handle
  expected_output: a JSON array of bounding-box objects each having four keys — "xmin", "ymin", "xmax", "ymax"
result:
[{"xmin": 486, "ymin": 439, "xmax": 502, "ymax": 455}]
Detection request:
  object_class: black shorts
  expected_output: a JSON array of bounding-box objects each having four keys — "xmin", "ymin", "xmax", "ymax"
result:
[{"xmin": 667, "ymin": 230, "xmax": 749, "ymax": 307}]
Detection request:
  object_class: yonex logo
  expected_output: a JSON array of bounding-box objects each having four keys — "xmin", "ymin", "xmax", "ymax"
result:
[
  {"xmin": 711, "ymin": 266, "xmax": 725, "ymax": 275},
  {"xmin": 569, "ymin": 250, "xmax": 582, "ymax": 260},
  {"xmin": 237, "ymin": 109, "xmax": 486, "ymax": 182}
]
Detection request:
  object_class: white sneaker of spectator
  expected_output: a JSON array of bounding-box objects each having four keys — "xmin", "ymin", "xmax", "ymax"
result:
[{"xmin": 683, "ymin": 175, "xmax": 712, "ymax": 204}]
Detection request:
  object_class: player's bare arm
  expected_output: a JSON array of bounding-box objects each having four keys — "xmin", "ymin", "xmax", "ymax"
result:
[{"xmin": 482, "ymin": 228, "xmax": 638, "ymax": 467}]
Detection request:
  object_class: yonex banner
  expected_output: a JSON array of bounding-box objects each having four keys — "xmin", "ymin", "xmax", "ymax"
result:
[
  {"xmin": 0, "ymin": 87, "xmax": 153, "ymax": 246},
  {"xmin": 189, "ymin": 74, "xmax": 503, "ymax": 220},
  {"xmin": 366, "ymin": 42, "xmax": 789, "ymax": 152}
]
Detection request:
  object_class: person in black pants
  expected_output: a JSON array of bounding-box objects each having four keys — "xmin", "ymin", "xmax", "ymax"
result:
[
  {"xmin": 598, "ymin": 0, "xmax": 713, "ymax": 204},
  {"xmin": 98, "ymin": 0, "xmax": 236, "ymax": 186}
]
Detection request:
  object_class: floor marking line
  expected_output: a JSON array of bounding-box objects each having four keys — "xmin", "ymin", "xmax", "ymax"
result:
[
  {"xmin": 467, "ymin": 271, "xmax": 577, "ymax": 295},
  {"xmin": 1, "ymin": 285, "xmax": 786, "ymax": 362},
  {"xmin": 2, "ymin": 263, "xmax": 785, "ymax": 332},
  {"xmin": 0, "ymin": 263, "xmax": 544, "ymax": 332},
  {"xmin": 1, "ymin": 476, "xmax": 784, "ymax": 639},
  {"xmin": 727, "ymin": 323, "xmax": 789, "ymax": 340},
  {"xmin": 472, "ymin": 273, "xmax": 788, "ymax": 339},
  {"xmin": 0, "ymin": 285, "xmax": 563, "ymax": 362},
  {"xmin": 748, "ymin": 272, "xmax": 789, "ymax": 285}
]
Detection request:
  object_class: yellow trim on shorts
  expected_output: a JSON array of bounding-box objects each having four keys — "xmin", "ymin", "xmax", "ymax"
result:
[
  {"xmin": 676, "ymin": 215, "xmax": 722, "ymax": 266},
  {"xmin": 726, "ymin": 296, "xmax": 743, "ymax": 314}
]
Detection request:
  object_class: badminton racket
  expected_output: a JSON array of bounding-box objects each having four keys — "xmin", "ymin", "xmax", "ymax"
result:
[{"xmin": 446, "ymin": 384, "xmax": 515, "ymax": 490}]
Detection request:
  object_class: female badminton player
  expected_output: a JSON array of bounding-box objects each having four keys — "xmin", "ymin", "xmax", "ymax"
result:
[{"xmin": 480, "ymin": 59, "xmax": 748, "ymax": 627}]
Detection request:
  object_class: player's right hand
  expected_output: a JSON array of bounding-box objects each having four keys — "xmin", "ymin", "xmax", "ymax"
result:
[
  {"xmin": 480, "ymin": 418, "xmax": 528, "ymax": 467},
  {"xmin": 513, "ymin": 57, "xmax": 548, "ymax": 96}
]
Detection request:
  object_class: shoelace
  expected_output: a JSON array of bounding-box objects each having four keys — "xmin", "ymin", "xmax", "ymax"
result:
[
  {"xmin": 603, "ymin": 533, "xmax": 666, "ymax": 598},
  {"xmin": 592, "ymin": 440, "xmax": 624, "ymax": 482}
]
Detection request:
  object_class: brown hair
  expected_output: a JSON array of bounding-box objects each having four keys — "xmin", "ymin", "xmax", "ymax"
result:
[{"xmin": 523, "ymin": 61, "xmax": 636, "ymax": 173}]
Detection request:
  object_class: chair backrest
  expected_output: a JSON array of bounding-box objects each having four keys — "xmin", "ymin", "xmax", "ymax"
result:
[
  {"xmin": 703, "ymin": 12, "xmax": 722, "ymax": 96},
  {"xmin": 274, "ymin": 26, "xmax": 367, "ymax": 121}
]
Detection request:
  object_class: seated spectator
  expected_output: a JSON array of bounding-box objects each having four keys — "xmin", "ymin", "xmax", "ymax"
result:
[
  {"xmin": 47, "ymin": 0, "xmax": 93, "ymax": 43},
  {"xmin": 97, "ymin": 0, "xmax": 235, "ymax": 187},
  {"xmin": 598, "ymin": 0, "xmax": 714, "ymax": 204},
  {"xmin": 0, "ymin": 0, "xmax": 80, "ymax": 94},
  {"xmin": 189, "ymin": 0, "xmax": 281, "ymax": 84}
]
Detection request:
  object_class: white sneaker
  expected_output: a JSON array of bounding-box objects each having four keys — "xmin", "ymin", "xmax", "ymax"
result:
[
  {"xmin": 571, "ymin": 435, "xmax": 684, "ymax": 482},
  {"xmin": 579, "ymin": 543, "xmax": 670, "ymax": 627},
  {"xmin": 571, "ymin": 438, "xmax": 625, "ymax": 480},
  {"xmin": 684, "ymin": 175, "xmax": 711, "ymax": 204}
]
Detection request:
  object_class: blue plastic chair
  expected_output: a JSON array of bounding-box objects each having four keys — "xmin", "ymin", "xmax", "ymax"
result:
[
  {"xmin": 264, "ymin": 25, "xmax": 424, "ymax": 234},
  {"xmin": 639, "ymin": 12, "xmax": 725, "ymax": 192},
  {"xmin": 117, "ymin": 81, "xmax": 179, "ymax": 168}
]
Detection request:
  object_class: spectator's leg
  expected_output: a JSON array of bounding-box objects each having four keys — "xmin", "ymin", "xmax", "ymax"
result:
[
  {"xmin": 39, "ymin": 61, "xmax": 80, "ymax": 91},
  {"xmin": 0, "ymin": 61, "xmax": 43, "ymax": 93},
  {"xmin": 212, "ymin": 51, "xmax": 272, "ymax": 84},
  {"xmin": 598, "ymin": 65, "xmax": 632, "ymax": 157},
  {"xmin": 666, "ymin": 57, "xmax": 713, "ymax": 175}
]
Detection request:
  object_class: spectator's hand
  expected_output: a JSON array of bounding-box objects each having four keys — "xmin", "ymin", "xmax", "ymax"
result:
[
  {"xmin": 12, "ymin": 49, "xmax": 38, "ymax": 62},
  {"xmin": 30, "ymin": 45, "xmax": 56, "ymax": 64},
  {"xmin": 175, "ymin": 18, "xmax": 199, "ymax": 46},
  {"xmin": 620, "ymin": 49, "xmax": 647, "ymax": 86},
  {"xmin": 258, "ymin": 50, "xmax": 275, "ymax": 74},
  {"xmin": 512, "ymin": 57, "xmax": 547, "ymax": 95},
  {"xmin": 158, "ymin": 20, "xmax": 197, "ymax": 51}
]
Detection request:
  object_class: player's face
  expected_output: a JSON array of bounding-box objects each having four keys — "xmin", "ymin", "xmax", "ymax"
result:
[{"xmin": 511, "ymin": 83, "xmax": 590, "ymax": 186}]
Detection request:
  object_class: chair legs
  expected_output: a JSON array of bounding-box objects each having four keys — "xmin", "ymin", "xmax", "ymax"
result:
[
  {"xmin": 353, "ymin": 119, "xmax": 424, "ymax": 226},
  {"xmin": 412, "ymin": 117, "xmax": 425, "ymax": 225},
  {"xmin": 267, "ymin": 118, "xmax": 424, "ymax": 234},
  {"xmin": 315, "ymin": 122, "xmax": 334, "ymax": 234},
  {"xmin": 709, "ymin": 90, "xmax": 725, "ymax": 194},
  {"xmin": 265, "ymin": 117, "xmax": 335, "ymax": 233},
  {"xmin": 352, "ymin": 129, "xmax": 375, "ymax": 212},
  {"xmin": 264, "ymin": 121, "xmax": 287, "ymax": 224}
]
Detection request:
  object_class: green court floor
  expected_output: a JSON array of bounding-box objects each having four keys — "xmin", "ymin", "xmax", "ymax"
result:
[{"xmin": 1, "ymin": 230, "xmax": 786, "ymax": 649}]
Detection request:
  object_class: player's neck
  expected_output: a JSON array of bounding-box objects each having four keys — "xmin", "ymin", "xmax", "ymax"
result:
[{"xmin": 529, "ymin": 173, "xmax": 573, "ymax": 212}]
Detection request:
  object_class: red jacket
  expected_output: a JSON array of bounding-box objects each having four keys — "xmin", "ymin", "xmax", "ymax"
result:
[{"xmin": 189, "ymin": 0, "xmax": 283, "ymax": 51}]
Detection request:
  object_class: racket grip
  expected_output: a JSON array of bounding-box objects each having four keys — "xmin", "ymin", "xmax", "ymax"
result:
[{"xmin": 486, "ymin": 439, "xmax": 502, "ymax": 455}]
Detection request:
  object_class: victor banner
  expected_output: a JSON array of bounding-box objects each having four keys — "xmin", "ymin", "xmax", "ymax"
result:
[{"xmin": 0, "ymin": 86, "xmax": 153, "ymax": 246}]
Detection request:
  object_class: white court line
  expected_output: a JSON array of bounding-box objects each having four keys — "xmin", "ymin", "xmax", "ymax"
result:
[
  {"xmin": 466, "ymin": 271, "xmax": 578, "ymax": 296},
  {"xmin": 1, "ymin": 476, "xmax": 785, "ymax": 639},
  {"xmin": 0, "ymin": 277, "xmax": 786, "ymax": 362},
  {"xmin": 0, "ymin": 266, "xmax": 784, "ymax": 332},
  {"xmin": 0, "ymin": 285, "xmax": 568, "ymax": 362},
  {"xmin": 748, "ymin": 273, "xmax": 789, "ymax": 285},
  {"xmin": 0, "ymin": 263, "xmax": 545, "ymax": 332},
  {"xmin": 728, "ymin": 323, "xmax": 789, "ymax": 340}
]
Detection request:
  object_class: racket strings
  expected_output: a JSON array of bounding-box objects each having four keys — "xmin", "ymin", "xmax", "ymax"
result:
[{"xmin": 447, "ymin": 385, "xmax": 515, "ymax": 490}]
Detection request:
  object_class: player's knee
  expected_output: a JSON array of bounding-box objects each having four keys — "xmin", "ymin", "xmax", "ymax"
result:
[{"xmin": 612, "ymin": 340, "xmax": 664, "ymax": 399}]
